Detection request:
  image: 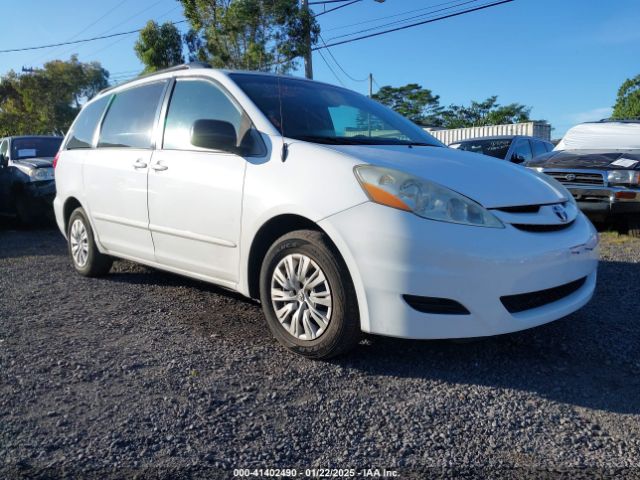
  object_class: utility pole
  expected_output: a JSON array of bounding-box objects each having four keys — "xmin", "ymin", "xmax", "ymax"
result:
[
  {"xmin": 369, "ymin": 73, "xmax": 373, "ymax": 97},
  {"xmin": 302, "ymin": 0, "xmax": 313, "ymax": 79}
]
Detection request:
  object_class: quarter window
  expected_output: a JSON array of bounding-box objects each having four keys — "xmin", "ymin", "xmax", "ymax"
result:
[
  {"xmin": 98, "ymin": 82, "xmax": 166, "ymax": 149},
  {"xmin": 66, "ymin": 95, "xmax": 111, "ymax": 149}
]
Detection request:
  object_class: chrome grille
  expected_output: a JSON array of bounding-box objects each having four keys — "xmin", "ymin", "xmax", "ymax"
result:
[{"xmin": 545, "ymin": 171, "xmax": 605, "ymax": 186}]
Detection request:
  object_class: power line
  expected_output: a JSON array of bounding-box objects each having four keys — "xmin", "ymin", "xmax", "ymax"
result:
[
  {"xmin": 326, "ymin": 0, "xmax": 481, "ymax": 42},
  {"xmin": 314, "ymin": 0, "xmax": 514, "ymax": 49},
  {"xmin": 309, "ymin": 0, "xmax": 355, "ymax": 4},
  {"xmin": 81, "ymin": 6, "xmax": 182, "ymax": 59},
  {"xmin": 316, "ymin": 48, "xmax": 346, "ymax": 86},
  {"xmin": 315, "ymin": 0, "xmax": 361, "ymax": 17},
  {"xmin": 67, "ymin": 0, "xmax": 130, "ymax": 41},
  {"xmin": 318, "ymin": 34, "xmax": 368, "ymax": 82},
  {"xmin": 323, "ymin": 0, "xmax": 473, "ymax": 32},
  {"xmin": 0, "ymin": 20, "xmax": 186, "ymax": 54},
  {"xmin": 29, "ymin": 0, "xmax": 130, "ymax": 64}
]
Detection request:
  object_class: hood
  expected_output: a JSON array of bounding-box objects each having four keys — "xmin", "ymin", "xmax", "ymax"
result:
[
  {"xmin": 323, "ymin": 144, "xmax": 567, "ymax": 208},
  {"xmin": 527, "ymin": 150, "xmax": 640, "ymax": 170},
  {"xmin": 12, "ymin": 157, "xmax": 54, "ymax": 169}
]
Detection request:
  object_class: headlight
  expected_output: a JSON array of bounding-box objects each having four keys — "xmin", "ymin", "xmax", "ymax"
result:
[
  {"xmin": 30, "ymin": 168, "xmax": 54, "ymax": 181},
  {"xmin": 608, "ymin": 170, "xmax": 640, "ymax": 187},
  {"xmin": 354, "ymin": 165, "xmax": 504, "ymax": 228}
]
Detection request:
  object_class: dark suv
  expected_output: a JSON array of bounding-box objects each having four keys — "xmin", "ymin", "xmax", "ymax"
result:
[
  {"xmin": 450, "ymin": 135, "xmax": 554, "ymax": 164},
  {"xmin": 0, "ymin": 135, "xmax": 62, "ymax": 224},
  {"xmin": 527, "ymin": 120, "xmax": 640, "ymax": 237}
]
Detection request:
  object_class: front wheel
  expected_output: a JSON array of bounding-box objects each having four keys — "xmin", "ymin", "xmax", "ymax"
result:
[
  {"xmin": 259, "ymin": 230, "xmax": 360, "ymax": 359},
  {"xmin": 67, "ymin": 207, "xmax": 113, "ymax": 277}
]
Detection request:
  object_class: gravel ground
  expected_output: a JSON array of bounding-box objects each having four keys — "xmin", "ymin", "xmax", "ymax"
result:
[{"xmin": 1, "ymin": 223, "xmax": 639, "ymax": 479}]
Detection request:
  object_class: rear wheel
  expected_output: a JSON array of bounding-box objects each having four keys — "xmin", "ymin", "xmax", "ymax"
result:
[
  {"xmin": 259, "ymin": 230, "xmax": 360, "ymax": 359},
  {"xmin": 67, "ymin": 207, "xmax": 113, "ymax": 277}
]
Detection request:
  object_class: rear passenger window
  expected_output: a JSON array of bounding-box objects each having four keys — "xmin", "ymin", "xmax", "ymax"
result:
[
  {"xmin": 512, "ymin": 139, "xmax": 533, "ymax": 162},
  {"xmin": 66, "ymin": 95, "xmax": 110, "ymax": 149},
  {"xmin": 98, "ymin": 82, "xmax": 166, "ymax": 149},
  {"xmin": 163, "ymin": 79, "xmax": 263, "ymax": 155}
]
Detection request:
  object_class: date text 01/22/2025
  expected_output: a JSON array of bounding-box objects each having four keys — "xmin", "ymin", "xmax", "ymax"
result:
[{"xmin": 232, "ymin": 468, "xmax": 399, "ymax": 477}]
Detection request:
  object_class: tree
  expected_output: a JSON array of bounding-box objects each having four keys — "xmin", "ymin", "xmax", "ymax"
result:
[
  {"xmin": 135, "ymin": 21, "xmax": 184, "ymax": 73},
  {"xmin": 371, "ymin": 84, "xmax": 443, "ymax": 126},
  {"xmin": 439, "ymin": 96, "xmax": 532, "ymax": 129},
  {"xmin": 0, "ymin": 56, "xmax": 109, "ymax": 136},
  {"xmin": 611, "ymin": 74, "xmax": 640, "ymax": 120},
  {"xmin": 179, "ymin": 0, "xmax": 319, "ymax": 73}
]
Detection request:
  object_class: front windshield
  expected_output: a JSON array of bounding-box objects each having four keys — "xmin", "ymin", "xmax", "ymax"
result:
[
  {"xmin": 452, "ymin": 139, "xmax": 512, "ymax": 159},
  {"xmin": 11, "ymin": 137, "xmax": 62, "ymax": 159},
  {"xmin": 229, "ymin": 73, "xmax": 443, "ymax": 147}
]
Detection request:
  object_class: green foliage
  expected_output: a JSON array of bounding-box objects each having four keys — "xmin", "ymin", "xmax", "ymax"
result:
[
  {"xmin": 371, "ymin": 85, "xmax": 534, "ymax": 129},
  {"xmin": 0, "ymin": 56, "xmax": 108, "ymax": 136},
  {"xmin": 611, "ymin": 74, "xmax": 640, "ymax": 120},
  {"xmin": 439, "ymin": 96, "xmax": 532, "ymax": 129},
  {"xmin": 371, "ymin": 84, "xmax": 442, "ymax": 126},
  {"xmin": 179, "ymin": 0, "xmax": 319, "ymax": 73},
  {"xmin": 134, "ymin": 21, "xmax": 184, "ymax": 73}
]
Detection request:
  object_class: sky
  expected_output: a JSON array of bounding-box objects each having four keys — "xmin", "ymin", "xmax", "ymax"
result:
[{"xmin": 1, "ymin": 0, "xmax": 639, "ymax": 138}]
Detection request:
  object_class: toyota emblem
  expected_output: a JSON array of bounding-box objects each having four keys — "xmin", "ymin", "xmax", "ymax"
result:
[
  {"xmin": 565, "ymin": 173, "xmax": 576, "ymax": 182},
  {"xmin": 553, "ymin": 205, "xmax": 569, "ymax": 223}
]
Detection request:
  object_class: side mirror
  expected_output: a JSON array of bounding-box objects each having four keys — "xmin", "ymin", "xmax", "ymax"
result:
[
  {"xmin": 191, "ymin": 119, "xmax": 238, "ymax": 153},
  {"xmin": 0, "ymin": 153, "xmax": 7, "ymax": 168}
]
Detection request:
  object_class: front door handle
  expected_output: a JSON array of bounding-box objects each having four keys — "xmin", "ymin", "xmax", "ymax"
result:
[
  {"xmin": 133, "ymin": 159, "xmax": 147, "ymax": 169},
  {"xmin": 151, "ymin": 163, "xmax": 168, "ymax": 172}
]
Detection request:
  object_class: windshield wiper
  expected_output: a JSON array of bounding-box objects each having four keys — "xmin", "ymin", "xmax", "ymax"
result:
[{"xmin": 296, "ymin": 135, "xmax": 356, "ymax": 145}]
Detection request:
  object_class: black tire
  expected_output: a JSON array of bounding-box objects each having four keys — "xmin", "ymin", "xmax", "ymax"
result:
[
  {"xmin": 15, "ymin": 192, "xmax": 36, "ymax": 226},
  {"xmin": 628, "ymin": 216, "xmax": 640, "ymax": 239},
  {"xmin": 67, "ymin": 207, "xmax": 113, "ymax": 277},
  {"xmin": 259, "ymin": 230, "xmax": 360, "ymax": 359}
]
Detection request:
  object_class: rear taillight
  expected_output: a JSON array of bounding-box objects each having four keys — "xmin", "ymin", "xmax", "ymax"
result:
[{"xmin": 53, "ymin": 151, "xmax": 60, "ymax": 169}]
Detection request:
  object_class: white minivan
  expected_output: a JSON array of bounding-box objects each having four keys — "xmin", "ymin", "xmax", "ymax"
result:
[{"xmin": 54, "ymin": 63, "xmax": 599, "ymax": 358}]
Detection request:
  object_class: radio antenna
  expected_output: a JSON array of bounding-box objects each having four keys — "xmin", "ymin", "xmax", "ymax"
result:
[{"xmin": 277, "ymin": 74, "xmax": 288, "ymax": 162}]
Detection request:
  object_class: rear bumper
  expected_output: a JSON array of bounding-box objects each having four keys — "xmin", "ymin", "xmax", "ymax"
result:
[{"xmin": 320, "ymin": 202, "xmax": 598, "ymax": 339}]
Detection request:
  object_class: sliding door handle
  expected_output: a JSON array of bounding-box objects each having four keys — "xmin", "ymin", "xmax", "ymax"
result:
[{"xmin": 151, "ymin": 163, "xmax": 168, "ymax": 172}]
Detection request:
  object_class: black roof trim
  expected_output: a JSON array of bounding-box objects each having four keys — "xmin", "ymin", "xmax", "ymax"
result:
[
  {"xmin": 589, "ymin": 118, "xmax": 640, "ymax": 124},
  {"xmin": 99, "ymin": 62, "xmax": 212, "ymax": 95}
]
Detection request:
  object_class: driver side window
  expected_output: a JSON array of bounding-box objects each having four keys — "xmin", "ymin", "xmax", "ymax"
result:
[
  {"xmin": 0, "ymin": 140, "xmax": 8, "ymax": 159},
  {"xmin": 163, "ymin": 78, "xmax": 265, "ymax": 156}
]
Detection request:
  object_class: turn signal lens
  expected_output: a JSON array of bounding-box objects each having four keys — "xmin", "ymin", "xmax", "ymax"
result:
[
  {"xmin": 53, "ymin": 152, "xmax": 60, "ymax": 169},
  {"xmin": 615, "ymin": 191, "xmax": 637, "ymax": 200},
  {"xmin": 359, "ymin": 182, "xmax": 411, "ymax": 211}
]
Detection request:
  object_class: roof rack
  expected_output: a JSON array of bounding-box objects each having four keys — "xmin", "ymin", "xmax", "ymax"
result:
[
  {"xmin": 99, "ymin": 62, "xmax": 212, "ymax": 94},
  {"xmin": 592, "ymin": 118, "xmax": 640, "ymax": 124}
]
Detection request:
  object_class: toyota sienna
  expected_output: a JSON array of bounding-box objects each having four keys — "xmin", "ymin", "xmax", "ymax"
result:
[{"xmin": 54, "ymin": 63, "xmax": 599, "ymax": 358}]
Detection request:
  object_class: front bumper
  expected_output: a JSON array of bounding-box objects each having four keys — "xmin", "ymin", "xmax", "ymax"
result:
[
  {"xmin": 320, "ymin": 202, "xmax": 598, "ymax": 339},
  {"xmin": 20, "ymin": 180, "xmax": 56, "ymax": 218},
  {"xmin": 24, "ymin": 179, "xmax": 56, "ymax": 199},
  {"xmin": 568, "ymin": 186, "xmax": 640, "ymax": 219}
]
